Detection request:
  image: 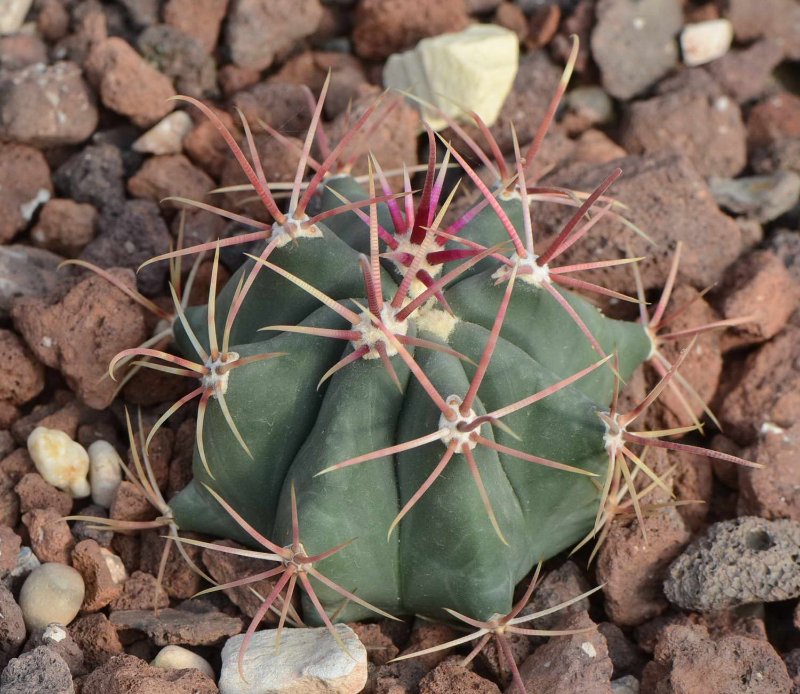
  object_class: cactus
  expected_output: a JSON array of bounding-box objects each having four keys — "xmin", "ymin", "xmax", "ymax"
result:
[{"xmin": 107, "ymin": 49, "xmax": 758, "ymax": 660}]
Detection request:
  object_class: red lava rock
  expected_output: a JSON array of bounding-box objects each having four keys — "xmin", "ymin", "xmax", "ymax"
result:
[
  {"xmin": 0, "ymin": 62, "xmax": 99, "ymax": 147},
  {"xmin": 0, "ymin": 142, "xmax": 52, "ymax": 244},
  {"xmin": 327, "ymin": 89, "xmax": 419, "ymax": 176},
  {"xmin": 15, "ymin": 473, "xmax": 73, "ymax": 516},
  {"xmin": 536, "ymin": 153, "xmax": 744, "ymax": 296},
  {"xmin": 717, "ymin": 250, "xmax": 800, "ymax": 351},
  {"xmin": 219, "ymin": 133, "xmax": 301, "ymax": 222},
  {"xmin": 110, "ymin": 570, "xmax": 169, "ymax": 611},
  {"xmin": 739, "ymin": 423, "xmax": 800, "ymax": 521},
  {"xmin": 527, "ymin": 4, "xmax": 561, "ymax": 49},
  {"xmin": 30, "ymin": 198, "xmax": 97, "ymax": 258},
  {"xmin": 201, "ymin": 539, "xmax": 277, "ymax": 620},
  {"xmin": 80, "ymin": 653, "xmax": 218, "ymax": 694},
  {"xmin": 53, "ymin": 143, "xmax": 126, "ymax": 212},
  {"xmin": 0, "ymin": 645, "xmax": 74, "ymax": 694},
  {"xmin": 0, "ymin": 431, "xmax": 13, "ymax": 459},
  {"xmin": 705, "ymin": 39, "xmax": 785, "ymax": 105},
  {"xmin": 111, "ymin": 605, "xmax": 242, "ymax": 646},
  {"xmin": 644, "ymin": 284, "xmax": 723, "ymax": 431},
  {"xmin": 0, "ymin": 583, "xmax": 26, "ymax": 669},
  {"xmin": 572, "ymin": 129, "xmax": 628, "ymax": 166},
  {"xmin": 226, "ymin": 0, "xmax": 324, "ymax": 71},
  {"xmin": 725, "ymin": 0, "xmax": 800, "ymax": 60},
  {"xmin": 597, "ymin": 622, "xmax": 647, "ymax": 679},
  {"xmin": 0, "ymin": 473, "xmax": 20, "ymax": 528},
  {"xmin": 111, "ymin": 532, "xmax": 141, "ymax": 576},
  {"xmin": 121, "ymin": 358, "xmax": 193, "ymax": 407},
  {"xmin": 11, "ymin": 395, "xmax": 84, "ymax": 444},
  {"xmin": 85, "ymin": 37, "xmax": 176, "ymax": 128},
  {"xmin": 37, "ymin": 0, "xmax": 71, "ymax": 42},
  {"xmin": 419, "ymin": 657, "xmax": 500, "ymax": 693},
  {"xmin": 720, "ymin": 326, "xmax": 800, "ymax": 445},
  {"xmin": 22, "ymin": 508, "xmax": 76, "ymax": 564},
  {"xmin": 130, "ymin": 426, "xmax": 172, "ymax": 492},
  {"xmin": 128, "ymin": 154, "xmax": 214, "ymax": 207},
  {"xmin": 353, "ymin": 0, "xmax": 469, "ymax": 60},
  {"xmin": 658, "ymin": 449, "xmax": 713, "ymax": 533},
  {"xmin": 0, "ymin": 401, "xmax": 21, "ymax": 430},
  {"xmin": 551, "ymin": 0, "xmax": 594, "ymax": 74},
  {"xmin": 397, "ymin": 622, "xmax": 462, "ymax": 672},
  {"xmin": 621, "ymin": 71, "xmax": 746, "ymax": 179},
  {"xmin": 110, "ymin": 481, "xmax": 157, "ymax": 525},
  {"xmin": 231, "ymin": 81, "xmax": 313, "ymax": 136},
  {"xmin": 591, "ymin": 0, "xmax": 681, "ymax": 100},
  {"xmin": 597, "ymin": 506, "xmax": 691, "ymax": 627},
  {"xmin": 373, "ymin": 659, "xmax": 428, "ymax": 694},
  {"xmin": 164, "ymin": 0, "xmax": 229, "ymax": 53},
  {"xmin": 183, "ymin": 106, "xmax": 237, "ymax": 178},
  {"xmin": 167, "ymin": 418, "xmax": 195, "ymax": 497},
  {"xmin": 641, "ymin": 624, "xmax": 792, "ymax": 693},
  {"xmin": 72, "ymin": 539, "xmax": 124, "ymax": 612},
  {"xmin": 140, "ymin": 530, "xmax": 202, "ymax": 600},
  {"xmin": 349, "ymin": 623, "xmax": 400, "ymax": 666},
  {"xmin": 494, "ymin": 3, "xmax": 528, "ymax": 42},
  {"xmin": 0, "ymin": 35, "xmax": 48, "ymax": 71},
  {"xmin": 217, "ymin": 64, "xmax": 261, "ymax": 97},
  {"xmin": 0, "ymin": 329, "xmax": 44, "ymax": 408},
  {"xmin": 746, "ymin": 93, "xmax": 800, "ymax": 165},
  {"xmin": 12, "ymin": 270, "xmax": 148, "ymax": 410},
  {"xmin": 118, "ymin": 0, "xmax": 160, "ymax": 28},
  {"xmin": 523, "ymin": 560, "xmax": 591, "ymax": 631},
  {"xmin": 0, "ymin": 525, "xmax": 22, "ymax": 575},
  {"xmin": 784, "ymin": 649, "xmax": 800, "ymax": 693},
  {"xmin": 516, "ymin": 611, "xmax": 613, "ymax": 694},
  {"xmin": 137, "ymin": 25, "xmax": 217, "ymax": 100},
  {"xmin": 0, "ymin": 448, "xmax": 35, "ymax": 484},
  {"xmin": 68, "ymin": 613, "xmax": 125, "ymax": 670}
]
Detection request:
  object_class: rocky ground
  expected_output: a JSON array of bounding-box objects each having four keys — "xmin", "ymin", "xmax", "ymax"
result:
[{"xmin": 0, "ymin": 0, "xmax": 799, "ymax": 692}]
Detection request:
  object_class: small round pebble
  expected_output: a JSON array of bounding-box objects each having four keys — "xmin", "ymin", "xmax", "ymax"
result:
[
  {"xmin": 19, "ymin": 562, "xmax": 85, "ymax": 630},
  {"xmin": 152, "ymin": 645, "xmax": 215, "ymax": 679}
]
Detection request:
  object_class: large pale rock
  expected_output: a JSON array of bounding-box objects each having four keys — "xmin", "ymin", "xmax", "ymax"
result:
[
  {"xmin": 0, "ymin": 0, "xmax": 33, "ymax": 34},
  {"xmin": 219, "ymin": 624, "xmax": 366, "ymax": 694},
  {"xmin": 384, "ymin": 24, "xmax": 518, "ymax": 131}
]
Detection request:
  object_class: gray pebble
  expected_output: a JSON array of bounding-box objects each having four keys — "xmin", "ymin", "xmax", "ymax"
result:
[{"xmin": 664, "ymin": 516, "xmax": 800, "ymax": 611}]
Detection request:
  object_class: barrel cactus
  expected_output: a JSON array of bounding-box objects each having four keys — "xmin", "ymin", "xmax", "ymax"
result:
[{"xmin": 106, "ymin": 53, "xmax": 755, "ymax": 665}]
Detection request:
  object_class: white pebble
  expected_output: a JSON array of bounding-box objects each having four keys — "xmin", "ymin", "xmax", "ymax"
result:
[
  {"xmin": 100, "ymin": 548, "xmax": 127, "ymax": 585},
  {"xmin": 88, "ymin": 440, "xmax": 123, "ymax": 507},
  {"xmin": 133, "ymin": 111, "xmax": 193, "ymax": 155},
  {"xmin": 28, "ymin": 426, "xmax": 90, "ymax": 498},
  {"xmin": 43, "ymin": 623, "xmax": 68, "ymax": 643},
  {"xmin": 680, "ymin": 19, "xmax": 733, "ymax": 67},
  {"xmin": 19, "ymin": 563, "xmax": 85, "ymax": 630},
  {"xmin": 152, "ymin": 645, "xmax": 215, "ymax": 680}
]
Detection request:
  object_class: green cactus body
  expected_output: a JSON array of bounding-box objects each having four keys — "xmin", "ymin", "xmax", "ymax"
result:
[{"xmin": 168, "ymin": 170, "xmax": 652, "ymax": 624}]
